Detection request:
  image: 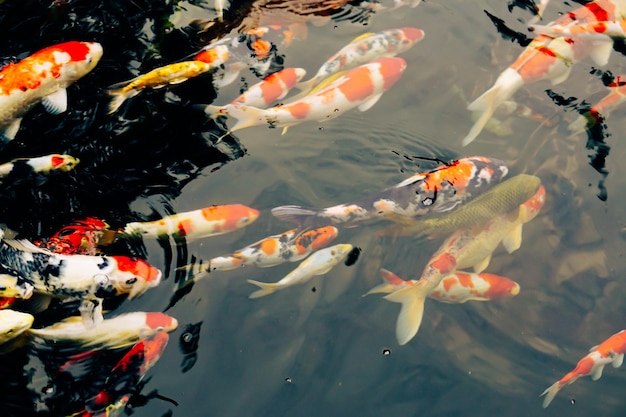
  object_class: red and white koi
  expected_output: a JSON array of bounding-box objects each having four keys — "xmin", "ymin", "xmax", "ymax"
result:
[
  {"xmin": 28, "ymin": 311, "xmax": 177, "ymax": 349},
  {"xmin": 202, "ymin": 56, "xmax": 407, "ymax": 136},
  {"xmin": 123, "ymin": 204, "xmax": 260, "ymax": 241},
  {"xmin": 272, "ymin": 156, "xmax": 509, "ymax": 227},
  {"xmin": 36, "ymin": 217, "xmax": 110, "ymax": 255},
  {"xmin": 381, "ymin": 185, "xmax": 545, "ymax": 345},
  {"xmin": 530, "ymin": 19, "xmax": 626, "ymax": 40},
  {"xmin": 294, "ymin": 27, "xmax": 424, "ymax": 96},
  {"xmin": 366, "ymin": 269, "xmax": 520, "ymax": 303},
  {"xmin": 569, "ymin": 74, "xmax": 626, "ymax": 132},
  {"xmin": 0, "ymin": 309, "xmax": 33, "ymax": 344},
  {"xmin": 462, "ymin": 0, "xmax": 626, "ymax": 146},
  {"xmin": 0, "ymin": 41, "xmax": 102, "ymax": 141},
  {"xmin": 0, "ymin": 236, "xmax": 162, "ymax": 327},
  {"xmin": 0, "ymin": 153, "xmax": 79, "ymax": 178},
  {"xmin": 204, "ymin": 67, "xmax": 306, "ymax": 117},
  {"xmin": 84, "ymin": 332, "xmax": 169, "ymax": 414},
  {"xmin": 247, "ymin": 243, "xmax": 353, "ymax": 298},
  {"xmin": 107, "ymin": 58, "xmax": 225, "ymax": 114},
  {"xmin": 541, "ymin": 329, "xmax": 626, "ymax": 407},
  {"xmin": 187, "ymin": 226, "xmax": 338, "ymax": 277}
]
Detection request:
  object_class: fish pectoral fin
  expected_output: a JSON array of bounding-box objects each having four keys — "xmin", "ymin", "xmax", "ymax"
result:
[
  {"xmin": 357, "ymin": 93, "xmax": 383, "ymax": 112},
  {"xmin": 502, "ymin": 223, "xmax": 523, "ymax": 254},
  {"xmin": 41, "ymin": 88, "xmax": 68, "ymax": 114},
  {"xmin": 472, "ymin": 254, "xmax": 492, "ymax": 274},
  {"xmin": 612, "ymin": 353, "xmax": 624, "ymax": 368},
  {"xmin": 2, "ymin": 118, "xmax": 22, "ymax": 141},
  {"xmin": 590, "ymin": 363, "xmax": 606, "ymax": 381},
  {"xmin": 550, "ymin": 67, "xmax": 572, "ymax": 85},
  {"xmin": 78, "ymin": 298, "xmax": 104, "ymax": 329},
  {"xmin": 589, "ymin": 39, "xmax": 614, "ymax": 67}
]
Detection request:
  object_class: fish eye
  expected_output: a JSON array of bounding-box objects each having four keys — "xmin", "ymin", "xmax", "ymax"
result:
[
  {"xmin": 86, "ymin": 56, "xmax": 92, "ymax": 64},
  {"xmin": 94, "ymin": 274, "xmax": 109, "ymax": 287},
  {"xmin": 125, "ymin": 277, "xmax": 138, "ymax": 285}
]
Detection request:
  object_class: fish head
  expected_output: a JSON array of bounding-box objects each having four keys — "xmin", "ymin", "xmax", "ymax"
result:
[
  {"xmin": 373, "ymin": 56, "xmax": 407, "ymax": 91},
  {"xmin": 398, "ymin": 27, "xmax": 425, "ymax": 50},
  {"xmin": 0, "ymin": 274, "xmax": 33, "ymax": 299},
  {"xmin": 202, "ymin": 204, "xmax": 260, "ymax": 234},
  {"xmin": 519, "ymin": 185, "xmax": 546, "ymax": 223},
  {"xmin": 106, "ymin": 256, "xmax": 162, "ymax": 299},
  {"xmin": 144, "ymin": 312, "xmax": 178, "ymax": 333},
  {"xmin": 299, "ymin": 226, "xmax": 339, "ymax": 252},
  {"xmin": 479, "ymin": 273, "xmax": 521, "ymax": 298},
  {"xmin": 53, "ymin": 41, "xmax": 103, "ymax": 80},
  {"xmin": 51, "ymin": 154, "xmax": 80, "ymax": 172},
  {"xmin": 0, "ymin": 310, "xmax": 34, "ymax": 342},
  {"xmin": 329, "ymin": 243, "xmax": 354, "ymax": 259}
]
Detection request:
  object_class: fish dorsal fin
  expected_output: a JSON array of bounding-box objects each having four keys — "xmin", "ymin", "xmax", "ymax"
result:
[
  {"xmin": 358, "ymin": 93, "xmax": 383, "ymax": 112},
  {"xmin": 589, "ymin": 39, "xmax": 614, "ymax": 67},
  {"xmin": 3, "ymin": 239, "xmax": 53, "ymax": 254},
  {"xmin": 349, "ymin": 32, "xmax": 375, "ymax": 43},
  {"xmin": 2, "ymin": 118, "xmax": 22, "ymax": 141},
  {"xmin": 41, "ymin": 89, "xmax": 68, "ymax": 115},
  {"xmin": 308, "ymin": 70, "xmax": 348, "ymax": 95}
]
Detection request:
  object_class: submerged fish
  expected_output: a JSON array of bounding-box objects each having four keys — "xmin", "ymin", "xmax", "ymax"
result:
[
  {"xmin": 293, "ymin": 27, "xmax": 424, "ymax": 96},
  {"xmin": 123, "ymin": 204, "xmax": 260, "ymax": 241},
  {"xmin": 247, "ymin": 243, "xmax": 353, "ymax": 298},
  {"xmin": 378, "ymin": 174, "xmax": 541, "ymax": 238},
  {"xmin": 272, "ymin": 156, "xmax": 509, "ymax": 227},
  {"xmin": 0, "ymin": 309, "xmax": 33, "ymax": 344},
  {"xmin": 107, "ymin": 60, "xmax": 221, "ymax": 113},
  {"xmin": 187, "ymin": 225, "xmax": 338, "ymax": 276},
  {"xmin": 381, "ymin": 185, "xmax": 546, "ymax": 345},
  {"xmin": 530, "ymin": 19, "xmax": 626, "ymax": 40},
  {"xmin": 28, "ymin": 311, "xmax": 177, "ymax": 349},
  {"xmin": 202, "ymin": 56, "xmax": 407, "ymax": 136},
  {"xmin": 0, "ymin": 154, "xmax": 79, "ymax": 178},
  {"xmin": 569, "ymin": 75, "xmax": 626, "ymax": 132},
  {"xmin": 541, "ymin": 329, "xmax": 626, "ymax": 407},
  {"xmin": 462, "ymin": 0, "xmax": 624, "ymax": 146},
  {"xmin": 37, "ymin": 217, "xmax": 110, "ymax": 255},
  {"xmin": 0, "ymin": 41, "xmax": 103, "ymax": 141}
]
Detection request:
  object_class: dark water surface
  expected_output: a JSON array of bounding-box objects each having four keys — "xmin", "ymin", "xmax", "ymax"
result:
[{"xmin": 1, "ymin": 0, "xmax": 626, "ymax": 416}]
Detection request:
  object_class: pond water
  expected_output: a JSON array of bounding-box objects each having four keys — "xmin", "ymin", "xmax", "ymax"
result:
[{"xmin": 1, "ymin": 0, "xmax": 626, "ymax": 416}]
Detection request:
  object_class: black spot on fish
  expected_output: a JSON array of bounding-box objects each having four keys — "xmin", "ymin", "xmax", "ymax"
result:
[
  {"xmin": 97, "ymin": 257, "xmax": 110, "ymax": 270},
  {"xmin": 344, "ymin": 247, "xmax": 361, "ymax": 266}
]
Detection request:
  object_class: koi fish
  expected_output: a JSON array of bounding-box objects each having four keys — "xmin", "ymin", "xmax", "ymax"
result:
[
  {"xmin": 186, "ymin": 226, "xmax": 338, "ymax": 277},
  {"xmin": 202, "ymin": 56, "xmax": 407, "ymax": 136},
  {"xmin": 107, "ymin": 59, "xmax": 223, "ymax": 113},
  {"xmin": 85, "ymin": 332, "xmax": 169, "ymax": 414},
  {"xmin": 378, "ymin": 174, "xmax": 541, "ymax": 238},
  {"xmin": 0, "ymin": 154, "xmax": 79, "ymax": 178},
  {"xmin": 0, "ymin": 41, "xmax": 103, "ymax": 141},
  {"xmin": 530, "ymin": 19, "xmax": 626, "ymax": 40},
  {"xmin": 0, "ymin": 236, "xmax": 162, "ymax": 327},
  {"xmin": 123, "ymin": 204, "xmax": 260, "ymax": 241},
  {"xmin": 247, "ymin": 243, "xmax": 353, "ymax": 298},
  {"xmin": 569, "ymin": 75, "xmax": 626, "ymax": 132},
  {"xmin": 541, "ymin": 329, "xmax": 626, "ymax": 407},
  {"xmin": 294, "ymin": 27, "xmax": 424, "ymax": 97},
  {"xmin": 462, "ymin": 0, "xmax": 624, "ymax": 146},
  {"xmin": 28, "ymin": 311, "xmax": 177, "ymax": 349},
  {"xmin": 382, "ymin": 185, "xmax": 545, "ymax": 345},
  {"xmin": 272, "ymin": 156, "xmax": 509, "ymax": 227},
  {"xmin": 203, "ymin": 67, "xmax": 306, "ymax": 117},
  {"xmin": 37, "ymin": 217, "xmax": 110, "ymax": 255},
  {"xmin": 0, "ymin": 309, "xmax": 33, "ymax": 344},
  {"xmin": 366, "ymin": 269, "xmax": 520, "ymax": 303}
]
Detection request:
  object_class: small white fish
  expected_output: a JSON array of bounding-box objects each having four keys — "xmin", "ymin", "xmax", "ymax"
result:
[
  {"xmin": 247, "ymin": 243, "xmax": 353, "ymax": 298},
  {"xmin": 0, "ymin": 309, "xmax": 34, "ymax": 344}
]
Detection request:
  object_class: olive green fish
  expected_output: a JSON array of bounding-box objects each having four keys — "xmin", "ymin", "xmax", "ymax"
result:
[{"xmin": 378, "ymin": 174, "xmax": 541, "ymax": 238}]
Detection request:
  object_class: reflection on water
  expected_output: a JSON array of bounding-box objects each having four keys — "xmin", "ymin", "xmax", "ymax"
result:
[{"xmin": 1, "ymin": 0, "xmax": 626, "ymax": 416}]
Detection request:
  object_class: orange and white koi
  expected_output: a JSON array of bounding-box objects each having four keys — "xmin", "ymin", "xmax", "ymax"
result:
[
  {"xmin": 541, "ymin": 329, "xmax": 626, "ymax": 407},
  {"xmin": 569, "ymin": 74, "xmax": 626, "ymax": 132},
  {"xmin": 462, "ymin": 0, "xmax": 625, "ymax": 146},
  {"xmin": 272, "ymin": 156, "xmax": 509, "ymax": 227},
  {"xmin": 204, "ymin": 68, "xmax": 306, "ymax": 117},
  {"xmin": 84, "ymin": 332, "xmax": 169, "ymax": 414},
  {"xmin": 530, "ymin": 19, "xmax": 626, "ymax": 40},
  {"xmin": 36, "ymin": 217, "xmax": 110, "ymax": 255},
  {"xmin": 0, "ymin": 153, "xmax": 79, "ymax": 178},
  {"xmin": 203, "ymin": 56, "xmax": 407, "ymax": 136},
  {"xmin": 367, "ymin": 269, "xmax": 520, "ymax": 303},
  {"xmin": 107, "ymin": 58, "xmax": 225, "ymax": 114},
  {"xmin": 382, "ymin": 185, "xmax": 545, "ymax": 345},
  {"xmin": 187, "ymin": 226, "xmax": 338, "ymax": 277},
  {"xmin": 28, "ymin": 311, "xmax": 177, "ymax": 349},
  {"xmin": 123, "ymin": 204, "xmax": 260, "ymax": 241},
  {"xmin": 0, "ymin": 41, "xmax": 102, "ymax": 141},
  {"xmin": 247, "ymin": 243, "xmax": 353, "ymax": 298},
  {"xmin": 0, "ymin": 235, "xmax": 162, "ymax": 327},
  {"xmin": 294, "ymin": 27, "xmax": 424, "ymax": 96},
  {"xmin": 0, "ymin": 309, "xmax": 33, "ymax": 344}
]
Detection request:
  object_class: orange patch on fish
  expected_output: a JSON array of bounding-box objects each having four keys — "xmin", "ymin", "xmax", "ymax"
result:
[
  {"xmin": 339, "ymin": 65, "xmax": 375, "ymax": 102},
  {"xmin": 286, "ymin": 101, "xmax": 313, "ymax": 119},
  {"xmin": 455, "ymin": 272, "xmax": 475, "ymax": 288},
  {"xmin": 377, "ymin": 57, "xmax": 407, "ymax": 91},
  {"xmin": 430, "ymin": 253, "xmax": 457, "ymax": 275},
  {"xmin": 145, "ymin": 312, "xmax": 176, "ymax": 330},
  {"xmin": 176, "ymin": 219, "xmax": 195, "ymax": 236},
  {"xmin": 259, "ymin": 238, "xmax": 278, "ymax": 255}
]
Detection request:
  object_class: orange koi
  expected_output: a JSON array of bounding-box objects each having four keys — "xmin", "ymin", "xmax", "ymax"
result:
[
  {"xmin": 36, "ymin": 217, "xmax": 110, "ymax": 255},
  {"xmin": 123, "ymin": 204, "xmax": 260, "ymax": 241},
  {"xmin": 569, "ymin": 74, "xmax": 626, "ymax": 132},
  {"xmin": 0, "ymin": 41, "xmax": 102, "ymax": 141},
  {"xmin": 541, "ymin": 329, "xmax": 626, "ymax": 407}
]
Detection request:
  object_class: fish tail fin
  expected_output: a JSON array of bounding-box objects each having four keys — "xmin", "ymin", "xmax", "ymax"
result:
[
  {"xmin": 462, "ymin": 68, "xmax": 524, "ymax": 146},
  {"xmin": 540, "ymin": 381, "xmax": 562, "ymax": 408},
  {"xmin": 247, "ymin": 279, "xmax": 278, "ymax": 299},
  {"xmin": 219, "ymin": 104, "xmax": 265, "ymax": 133},
  {"xmin": 106, "ymin": 88, "xmax": 135, "ymax": 114},
  {"xmin": 271, "ymin": 205, "xmax": 320, "ymax": 225},
  {"xmin": 198, "ymin": 104, "xmax": 228, "ymax": 120},
  {"xmin": 383, "ymin": 282, "xmax": 429, "ymax": 345},
  {"xmin": 363, "ymin": 269, "xmax": 410, "ymax": 296}
]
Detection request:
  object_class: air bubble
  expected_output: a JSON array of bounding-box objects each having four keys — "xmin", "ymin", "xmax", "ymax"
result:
[{"xmin": 382, "ymin": 348, "xmax": 391, "ymax": 356}]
